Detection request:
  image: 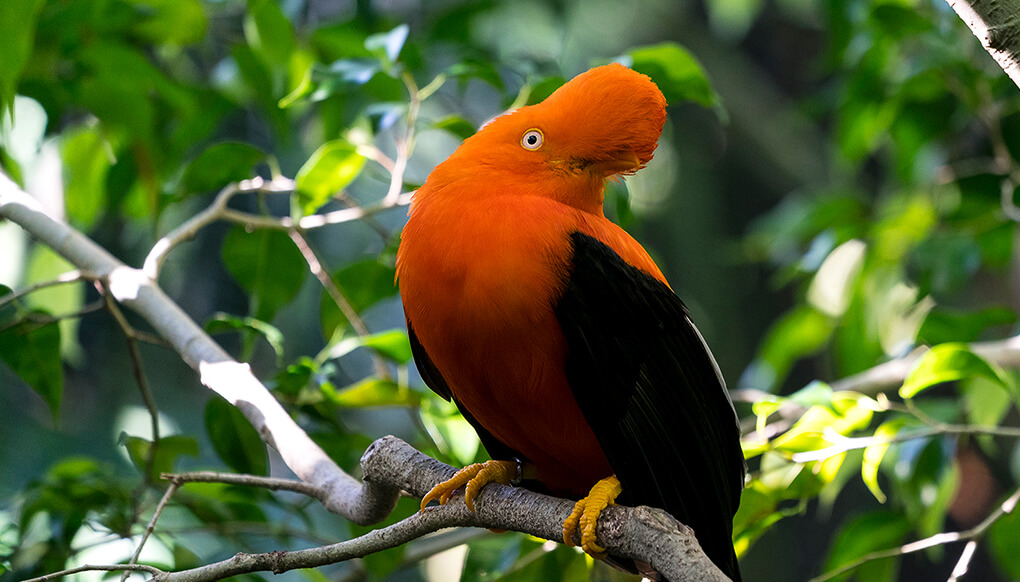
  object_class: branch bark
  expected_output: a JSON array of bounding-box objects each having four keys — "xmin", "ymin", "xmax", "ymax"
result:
[
  {"xmin": 946, "ymin": 0, "xmax": 1020, "ymax": 90},
  {"xmin": 0, "ymin": 172, "xmax": 729, "ymax": 582}
]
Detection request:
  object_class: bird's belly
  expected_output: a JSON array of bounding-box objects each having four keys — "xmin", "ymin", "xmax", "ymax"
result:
[
  {"xmin": 411, "ymin": 245, "xmax": 611, "ymax": 494},
  {"xmin": 447, "ymin": 319, "xmax": 613, "ymax": 495}
]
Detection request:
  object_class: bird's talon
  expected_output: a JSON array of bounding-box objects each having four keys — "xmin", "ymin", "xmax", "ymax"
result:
[
  {"xmin": 561, "ymin": 475, "xmax": 622, "ymax": 557},
  {"xmin": 419, "ymin": 460, "xmax": 518, "ymax": 513}
]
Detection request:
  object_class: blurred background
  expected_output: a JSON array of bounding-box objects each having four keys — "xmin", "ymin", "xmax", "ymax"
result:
[{"xmin": 2, "ymin": 0, "xmax": 1020, "ymax": 580}]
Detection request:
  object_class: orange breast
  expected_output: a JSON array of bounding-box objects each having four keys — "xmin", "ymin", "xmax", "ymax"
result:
[{"xmin": 398, "ymin": 193, "xmax": 613, "ymax": 494}]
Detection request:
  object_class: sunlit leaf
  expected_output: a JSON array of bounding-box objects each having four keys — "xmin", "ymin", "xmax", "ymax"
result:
[
  {"xmin": 326, "ymin": 377, "xmax": 419, "ymax": 407},
  {"xmin": 328, "ymin": 329, "xmax": 413, "ymax": 364},
  {"xmin": 295, "ymin": 139, "xmax": 366, "ymax": 214},
  {"xmin": 205, "ymin": 313, "xmax": 285, "ymax": 365},
  {"xmin": 899, "ymin": 343, "xmax": 1009, "ymax": 399},
  {"xmin": 205, "ymin": 396, "xmax": 268, "ymax": 476},
  {"xmin": 862, "ymin": 419, "xmax": 907, "ymax": 503}
]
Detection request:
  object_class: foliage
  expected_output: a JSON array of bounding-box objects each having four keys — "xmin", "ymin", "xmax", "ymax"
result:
[{"xmin": 1, "ymin": 0, "xmax": 1020, "ymax": 581}]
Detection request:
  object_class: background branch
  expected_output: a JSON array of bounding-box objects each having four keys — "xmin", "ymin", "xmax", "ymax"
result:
[{"xmin": 945, "ymin": 0, "xmax": 1020, "ymax": 90}]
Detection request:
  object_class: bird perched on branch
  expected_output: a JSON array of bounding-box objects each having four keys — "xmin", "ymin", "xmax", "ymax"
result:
[{"xmin": 396, "ymin": 63, "xmax": 745, "ymax": 581}]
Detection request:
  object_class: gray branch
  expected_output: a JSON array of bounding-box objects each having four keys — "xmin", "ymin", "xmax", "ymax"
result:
[
  {"xmin": 946, "ymin": 0, "xmax": 1020, "ymax": 90},
  {"xmin": 0, "ymin": 173, "xmax": 728, "ymax": 582}
]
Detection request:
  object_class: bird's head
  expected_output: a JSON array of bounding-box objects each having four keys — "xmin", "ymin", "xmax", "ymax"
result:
[{"xmin": 432, "ymin": 63, "xmax": 667, "ymax": 214}]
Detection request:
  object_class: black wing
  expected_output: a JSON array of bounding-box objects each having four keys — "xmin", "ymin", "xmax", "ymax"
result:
[{"xmin": 554, "ymin": 232, "xmax": 745, "ymax": 581}]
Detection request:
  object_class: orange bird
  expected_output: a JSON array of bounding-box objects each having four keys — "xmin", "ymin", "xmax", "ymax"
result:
[{"xmin": 396, "ymin": 63, "xmax": 744, "ymax": 580}]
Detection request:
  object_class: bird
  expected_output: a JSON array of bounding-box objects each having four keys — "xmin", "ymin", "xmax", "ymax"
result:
[{"xmin": 395, "ymin": 63, "xmax": 745, "ymax": 581}]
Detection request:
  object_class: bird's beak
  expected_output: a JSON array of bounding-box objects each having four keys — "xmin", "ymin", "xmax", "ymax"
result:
[{"xmin": 588, "ymin": 150, "xmax": 642, "ymax": 177}]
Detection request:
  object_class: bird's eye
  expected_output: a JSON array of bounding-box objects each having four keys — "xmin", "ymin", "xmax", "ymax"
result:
[{"xmin": 521, "ymin": 129, "xmax": 544, "ymax": 150}]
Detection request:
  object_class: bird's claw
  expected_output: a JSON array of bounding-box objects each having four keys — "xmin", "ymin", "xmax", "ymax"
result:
[
  {"xmin": 563, "ymin": 475, "xmax": 622, "ymax": 558},
  {"xmin": 420, "ymin": 459, "xmax": 519, "ymax": 512}
]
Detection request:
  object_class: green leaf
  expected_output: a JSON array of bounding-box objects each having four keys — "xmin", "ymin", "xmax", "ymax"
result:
[
  {"xmin": 120, "ymin": 434, "xmax": 199, "ymax": 480},
  {"xmin": 326, "ymin": 377, "xmax": 419, "ymax": 407},
  {"xmin": 627, "ymin": 42, "xmax": 719, "ymax": 109},
  {"xmin": 221, "ymin": 226, "xmax": 307, "ymax": 322},
  {"xmin": 420, "ymin": 396, "xmax": 481, "ymax": 465},
  {"xmin": 431, "ymin": 114, "xmax": 477, "ymax": 140},
  {"xmin": 61, "ymin": 125, "xmax": 112, "ymax": 230},
  {"xmin": 294, "ymin": 139, "xmax": 366, "ymax": 214},
  {"xmin": 899, "ymin": 343, "xmax": 1009, "ymax": 399},
  {"xmin": 823, "ymin": 510, "xmax": 910, "ymax": 582},
  {"xmin": 755, "ymin": 305, "xmax": 834, "ymax": 389},
  {"xmin": 0, "ymin": 0, "xmax": 45, "ymax": 117},
  {"xmin": 364, "ymin": 24, "xmax": 409, "ymax": 71},
  {"xmin": 25, "ymin": 246, "xmax": 84, "ymax": 363},
  {"xmin": 204, "ymin": 396, "xmax": 268, "ymax": 476},
  {"xmin": 963, "ymin": 376, "xmax": 1013, "ymax": 427},
  {"xmin": 524, "ymin": 76, "xmax": 566, "ymax": 106},
  {"xmin": 328, "ymin": 329, "xmax": 412, "ymax": 363},
  {"xmin": 244, "ymin": 0, "xmax": 295, "ymax": 66},
  {"xmin": 126, "ymin": 0, "xmax": 207, "ymax": 46},
  {"xmin": 0, "ymin": 316, "xmax": 62, "ymax": 421},
  {"xmin": 319, "ymin": 259, "xmax": 398, "ymax": 339},
  {"xmin": 862, "ymin": 419, "xmax": 907, "ymax": 503},
  {"xmin": 446, "ymin": 59, "xmax": 504, "ymax": 90},
  {"xmin": 918, "ymin": 306, "xmax": 1016, "ymax": 345},
  {"xmin": 205, "ymin": 313, "xmax": 285, "ymax": 365},
  {"xmin": 988, "ymin": 496, "xmax": 1020, "ymax": 580},
  {"xmin": 179, "ymin": 141, "xmax": 266, "ymax": 196}
]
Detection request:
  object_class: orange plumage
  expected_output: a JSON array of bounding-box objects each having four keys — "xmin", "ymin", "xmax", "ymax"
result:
[{"xmin": 397, "ymin": 64, "xmax": 743, "ymax": 580}]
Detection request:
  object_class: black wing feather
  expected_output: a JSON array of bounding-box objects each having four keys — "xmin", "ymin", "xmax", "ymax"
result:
[{"xmin": 554, "ymin": 232, "xmax": 745, "ymax": 581}]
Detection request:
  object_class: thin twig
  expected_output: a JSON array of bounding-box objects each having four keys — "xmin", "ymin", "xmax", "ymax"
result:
[
  {"xmin": 791, "ymin": 423, "xmax": 1020, "ymax": 463},
  {"xmin": 21, "ymin": 563, "xmax": 164, "ymax": 582},
  {"xmin": 143, "ymin": 176, "xmax": 295, "ymax": 279},
  {"xmin": 164, "ymin": 471, "xmax": 328, "ymax": 500},
  {"xmin": 102, "ymin": 289, "xmax": 162, "ymax": 465},
  {"xmin": 287, "ymin": 229, "xmax": 392, "ymax": 380},
  {"xmin": 122, "ymin": 481, "xmax": 180, "ymax": 581},
  {"xmin": 0, "ymin": 299, "xmax": 106, "ymax": 333},
  {"xmin": 0, "ymin": 270, "xmax": 93, "ymax": 309},
  {"xmin": 383, "ymin": 72, "xmax": 423, "ymax": 206},
  {"xmin": 810, "ymin": 486, "xmax": 1020, "ymax": 582}
]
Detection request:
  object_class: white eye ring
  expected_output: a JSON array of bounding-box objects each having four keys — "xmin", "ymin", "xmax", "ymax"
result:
[{"xmin": 521, "ymin": 129, "xmax": 544, "ymax": 150}]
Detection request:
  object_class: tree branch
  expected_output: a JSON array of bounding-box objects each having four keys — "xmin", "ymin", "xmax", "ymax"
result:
[
  {"xmin": 809, "ymin": 485, "xmax": 1020, "ymax": 582},
  {"xmin": 946, "ymin": 0, "xmax": 1020, "ymax": 90},
  {"xmin": 828, "ymin": 334, "xmax": 1020, "ymax": 394},
  {"xmin": 0, "ymin": 172, "xmax": 728, "ymax": 582}
]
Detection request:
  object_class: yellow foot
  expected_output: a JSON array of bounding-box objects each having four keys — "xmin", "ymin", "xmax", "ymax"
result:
[
  {"xmin": 563, "ymin": 475, "xmax": 622, "ymax": 558},
  {"xmin": 420, "ymin": 459, "xmax": 520, "ymax": 512}
]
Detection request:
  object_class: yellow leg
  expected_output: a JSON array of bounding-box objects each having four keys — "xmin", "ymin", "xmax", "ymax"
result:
[
  {"xmin": 420, "ymin": 459, "xmax": 519, "ymax": 512},
  {"xmin": 562, "ymin": 475, "xmax": 622, "ymax": 558}
]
